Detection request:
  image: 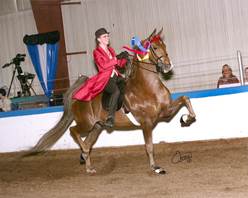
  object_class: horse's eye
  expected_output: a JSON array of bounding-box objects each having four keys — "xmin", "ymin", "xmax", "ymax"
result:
[{"xmin": 153, "ymin": 47, "xmax": 158, "ymax": 50}]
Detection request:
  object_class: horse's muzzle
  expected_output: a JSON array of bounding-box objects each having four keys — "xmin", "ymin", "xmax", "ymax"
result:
[{"xmin": 157, "ymin": 62, "xmax": 174, "ymax": 73}]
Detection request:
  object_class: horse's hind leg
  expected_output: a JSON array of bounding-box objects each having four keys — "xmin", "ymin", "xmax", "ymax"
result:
[
  {"xmin": 166, "ymin": 96, "xmax": 196, "ymax": 126},
  {"xmin": 70, "ymin": 123, "xmax": 103, "ymax": 173}
]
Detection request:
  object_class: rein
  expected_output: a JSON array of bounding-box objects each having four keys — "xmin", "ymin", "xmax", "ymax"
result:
[
  {"xmin": 127, "ymin": 42, "xmax": 164, "ymax": 74},
  {"xmin": 131, "ymin": 58, "xmax": 159, "ymax": 74}
]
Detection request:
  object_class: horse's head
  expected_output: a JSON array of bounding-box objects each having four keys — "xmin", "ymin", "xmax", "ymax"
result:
[
  {"xmin": 144, "ymin": 28, "xmax": 173, "ymax": 74},
  {"xmin": 124, "ymin": 28, "xmax": 173, "ymax": 79}
]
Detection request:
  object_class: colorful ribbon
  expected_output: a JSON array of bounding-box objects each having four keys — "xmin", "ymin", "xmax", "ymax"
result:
[
  {"xmin": 123, "ymin": 46, "xmax": 146, "ymax": 55},
  {"xmin": 131, "ymin": 36, "xmax": 151, "ymax": 53},
  {"xmin": 122, "ymin": 35, "xmax": 161, "ymax": 60}
]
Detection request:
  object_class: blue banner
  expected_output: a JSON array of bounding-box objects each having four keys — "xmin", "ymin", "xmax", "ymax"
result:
[
  {"xmin": 24, "ymin": 31, "xmax": 60, "ymax": 98},
  {"xmin": 26, "ymin": 43, "xmax": 59, "ymax": 97}
]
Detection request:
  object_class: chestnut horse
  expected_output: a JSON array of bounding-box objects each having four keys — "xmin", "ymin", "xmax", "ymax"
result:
[{"xmin": 26, "ymin": 28, "xmax": 196, "ymax": 175}]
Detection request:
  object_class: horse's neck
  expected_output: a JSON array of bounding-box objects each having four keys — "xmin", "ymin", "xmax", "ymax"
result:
[
  {"xmin": 127, "ymin": 64, "xmax": 162, "ymax": 94},
  {"xmin": 124, "ymin": 62, "xmax": 171, "ymax": 116}
]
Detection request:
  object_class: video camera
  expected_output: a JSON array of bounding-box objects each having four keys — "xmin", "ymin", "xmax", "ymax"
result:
[
  {"xmin": 2, "ymin": 53, "xmax": 26, "ymax": 68},
  {"xmin": 13, "ymin": 54, "xmax": 26, "ymax": 65}
]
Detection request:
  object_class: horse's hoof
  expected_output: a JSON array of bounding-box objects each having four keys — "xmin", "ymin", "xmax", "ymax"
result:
[
  {"xmin": 86, "ymin": 167, "xmax": 97, "ymax": 174},
  {"xmin": 152, "ymin": 166, "xmax": 166, "ymax": 175},
  {"xmin": 80, "ymin": 153, "xmax": 85, "ymax": 165},
  {"xmin": 180, "ymin": 114, "xmax": 196, "ymax": 127}
]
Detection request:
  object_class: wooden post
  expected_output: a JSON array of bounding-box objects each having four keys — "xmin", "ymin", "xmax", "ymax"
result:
[{"xmin": 31, "ymin": 0, "xmax": 69, "ymax": 95}]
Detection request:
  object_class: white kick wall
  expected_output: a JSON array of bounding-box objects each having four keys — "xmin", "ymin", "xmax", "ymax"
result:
[{"xmin": 1, "ymin": 87, "xmax": 248, "ymax": 153}]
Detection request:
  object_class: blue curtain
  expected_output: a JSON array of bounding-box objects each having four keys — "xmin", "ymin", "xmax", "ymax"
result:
[
  {"xmin": 26, "ymin": 43, "xmax": 59, "ymax": 97},
  {"xmin": 26, "ymin": 45, "xmax": 46, "ymax": 94},
  {"xmin": 46, "ymin": 43, "xmax": 59, "ymax": 97}
]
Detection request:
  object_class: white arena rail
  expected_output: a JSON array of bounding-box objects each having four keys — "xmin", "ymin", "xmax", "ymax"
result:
[{"xmin": 1, "ymin": 86, "xmax": 248, "ymax": 153}]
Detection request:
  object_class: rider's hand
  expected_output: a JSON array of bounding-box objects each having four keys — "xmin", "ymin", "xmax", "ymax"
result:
[{"xmin": 116, "ymin": 51, "xmax": 129, "ymax": 60}]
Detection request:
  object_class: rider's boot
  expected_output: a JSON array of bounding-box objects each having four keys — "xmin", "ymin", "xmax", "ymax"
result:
[
  {"xmin": 105, "ymin": 98, "xmax": 117, "ymax": 128},
  {"xmin": 104, "ymin": 81, "xmax": 120, "ymax": 128}
]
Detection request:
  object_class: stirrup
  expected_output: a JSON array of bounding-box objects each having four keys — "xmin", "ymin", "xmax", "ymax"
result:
[{"xmin": 105, "ymin": 116, "xmax": 114, "ymax": 128}]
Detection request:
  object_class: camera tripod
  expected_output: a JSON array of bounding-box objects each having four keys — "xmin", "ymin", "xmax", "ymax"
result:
[
  {"xmin": 2, "ymin": 54, "xmax": 36, "ymax": 97},
  {"xmin": 7, "ymin": 65, "xmax": 36, "ymax": 97}
]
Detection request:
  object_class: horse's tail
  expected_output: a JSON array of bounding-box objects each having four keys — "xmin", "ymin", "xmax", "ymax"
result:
[
  {"xmin": 24, "ymin": 103, "xmax": 74, "ymax": 156},
  {"xmin": 24, "ymin": 75, "xmax": 88, "ymax": 156}
]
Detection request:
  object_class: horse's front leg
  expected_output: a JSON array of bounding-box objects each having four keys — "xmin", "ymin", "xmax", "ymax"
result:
[
  {"xmin": 142, "ymin": 125, "xmax": 166, "ymax": 175},
  {"xmin": 165, "ymin": 96, "xmax": 196, "ymax": 127}
]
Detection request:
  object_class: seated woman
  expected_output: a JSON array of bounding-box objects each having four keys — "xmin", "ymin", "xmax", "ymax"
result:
[
  {"xmin": 0, "ymin": 88, "xmax": 11, "ymax": 112},
  {"xmin": 217, "ymin": 64, "xmax": 240, "ymax": 88}
]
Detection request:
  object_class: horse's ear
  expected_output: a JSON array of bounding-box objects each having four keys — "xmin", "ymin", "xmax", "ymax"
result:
[
  {"xmin": 157, "ymin": 27, "xmax": 163, "ymax": 36},
  {"xmin": 148, "ymin": 28, "xmax": 157, "ymax": 40}
]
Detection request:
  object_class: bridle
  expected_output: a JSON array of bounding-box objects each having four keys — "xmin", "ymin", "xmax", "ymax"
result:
[{"xmin": 130, "ymin": 37, "xmax": 172, "ymax": 74}]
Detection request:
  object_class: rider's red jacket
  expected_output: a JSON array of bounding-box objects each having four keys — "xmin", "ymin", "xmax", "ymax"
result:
[{"xmin": 72, "ymin": 46, "xmax": 126, "ymax": 101}]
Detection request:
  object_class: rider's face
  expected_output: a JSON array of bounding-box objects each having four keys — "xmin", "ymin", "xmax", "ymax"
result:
[{"xmin": 98, "ymin": 34, "xmax": 110, "ymax": 46}]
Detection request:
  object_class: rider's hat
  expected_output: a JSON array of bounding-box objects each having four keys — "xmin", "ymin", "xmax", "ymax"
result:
[{"xmin": 95, "ymin": 28, "xmax": 109, "ymax": 38}]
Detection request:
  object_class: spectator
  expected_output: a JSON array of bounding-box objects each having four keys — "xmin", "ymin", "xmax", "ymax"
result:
[
  {"xmin": 217, "ymin": 64, "xmax": 240, "ymax": 88},
  {"xmin": 0, "ymin": 88, "xmax": 11, "ymax": 112}
]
